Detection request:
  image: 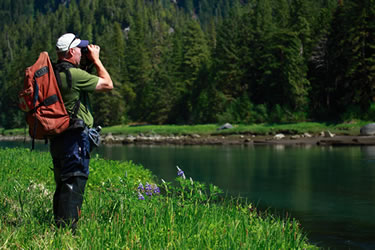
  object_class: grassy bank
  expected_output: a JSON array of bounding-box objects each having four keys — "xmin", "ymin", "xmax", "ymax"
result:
[
  {"xmin": 101, "ymin": 120, "xmax": 369, "ymax": 136},
  {"xmin": 0, "ymin": 148, "xmax": 317, "ymax": 249},
  {"xmin": 1, "ymin": 120, "xmax": 370, "ymax": 137}
]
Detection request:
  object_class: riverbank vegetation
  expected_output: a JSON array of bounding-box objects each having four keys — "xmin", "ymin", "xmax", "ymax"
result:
[
  {"xmin": 101, "ymin": 120, "xmax": 368, "ymax": 136},
  {"xmin": 0, "ymin": 148, "xmax": 316, "ymax": 248},
  {"xmin": 1, "ymin": 0, "xmax": 375, "ymax": 129},
  {"xmin": 1, "ymin": 120, "xmax": 369, "ymax": 137}
]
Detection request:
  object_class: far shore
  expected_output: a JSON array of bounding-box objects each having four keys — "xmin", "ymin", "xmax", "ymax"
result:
[
  {"xmin": 3, "ymin": 133, "xmax": 375, "ymax": 146},
  {"xmin": 3, "ymin": 121, "xmax": 375, "ymax": 146}
]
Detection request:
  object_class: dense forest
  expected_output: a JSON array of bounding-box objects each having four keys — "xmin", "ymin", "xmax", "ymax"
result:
[{"xmin": 0, "ymin": 0, "xmax": 374, "ymax": 129}]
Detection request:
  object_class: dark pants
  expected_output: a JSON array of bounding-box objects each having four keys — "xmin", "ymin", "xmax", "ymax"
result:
[
  {"xmin": 50, "ymin": 128, "xmax": 91, "ymax": 231},
  {"xmin": 53, "ymin": 171, "xmax": 87, "ymax": 231}
]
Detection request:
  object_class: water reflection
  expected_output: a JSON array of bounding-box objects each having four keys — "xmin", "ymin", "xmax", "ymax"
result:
[{"xmin": 361, "ymin": 145, "xmax": 375, "ymax": 160}]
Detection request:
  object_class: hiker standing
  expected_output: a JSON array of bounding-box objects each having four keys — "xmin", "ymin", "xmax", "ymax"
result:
[{"xmin": 50, "ymin": 33, "xmax": 113, "ymax": 231}]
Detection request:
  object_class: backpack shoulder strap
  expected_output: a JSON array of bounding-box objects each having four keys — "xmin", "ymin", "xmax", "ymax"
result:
[
  {"xmin": 53, "ymin": 60, "xmax": 77, "ymax": 89},
  {"xmin": 53, "ymin": 60, "xmax": 82, "ymax": 120}
]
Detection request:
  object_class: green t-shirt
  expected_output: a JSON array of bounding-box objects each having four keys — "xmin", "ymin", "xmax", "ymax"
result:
[{"xmin": 58, "ymin": 68, "xmax": 99, "ymax": 128}]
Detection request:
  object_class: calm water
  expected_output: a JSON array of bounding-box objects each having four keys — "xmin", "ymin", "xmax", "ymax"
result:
[{"xmin": 2, "ymin": 141, "xmax": 375, "ymax": 249}]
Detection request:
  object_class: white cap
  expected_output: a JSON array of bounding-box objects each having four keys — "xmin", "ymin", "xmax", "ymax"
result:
[{"xmin": 56, "ymin": 33, "xmax": 89, "ymax": 52}]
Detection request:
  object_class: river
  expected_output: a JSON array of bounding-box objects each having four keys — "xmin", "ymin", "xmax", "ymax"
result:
[{"xmin": 1, "ymin": 141, "xmax": 375, "ymax": 249}]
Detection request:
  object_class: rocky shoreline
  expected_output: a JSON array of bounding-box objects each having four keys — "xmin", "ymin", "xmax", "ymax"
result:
[
  {"xmin": 3, "ymin": 133, "xmax": 375, "ymax": 146},
  {"xmin": 101, "ymin": 133, "xmax": 375, "ymax": 146}
]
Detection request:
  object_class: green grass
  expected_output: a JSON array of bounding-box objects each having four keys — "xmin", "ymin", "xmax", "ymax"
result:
[
  {"xmin": 0, "ymin": 127, "xmax": 26, "ymax": 136},
  {"xmin": 0, "ymin": 147, "xmax": 317, "ymax": 249},
  {"xmin": 101, "ymin": 120, "xmax": 370, "ymax": 136},
  {"xmin": 101, "ymin": 124, "xmax": 218, "ymax": 135},
  {"xmin": 2, "ymin": 120, "xmax": 371, "ymax": 137}
]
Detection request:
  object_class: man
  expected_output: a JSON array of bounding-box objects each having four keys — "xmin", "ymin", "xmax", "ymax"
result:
[{"xmin": 50, "ymin": 33, "xmax": 113, "ymax": 231}]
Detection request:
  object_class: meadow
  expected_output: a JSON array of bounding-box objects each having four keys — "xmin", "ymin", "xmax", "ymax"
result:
[{"xmin": 0, "ymin": 147, "xmax": 317, "ymax": 249}]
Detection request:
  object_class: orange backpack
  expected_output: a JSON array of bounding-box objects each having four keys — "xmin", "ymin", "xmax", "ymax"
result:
[{"xmin": 18, "ymin": 52, "xmax": 70, "ymax": 142}]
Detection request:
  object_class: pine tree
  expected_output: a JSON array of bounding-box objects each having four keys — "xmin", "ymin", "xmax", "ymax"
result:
[
  {"xmin": 289, "ymin": 0, "xmax": 313, "ymax": 59},
  {"xmin": 345, "ymin": 0, "xmax": 375, "ymax": 110},
  {"xmin": 79, "ymin": 0, "xmax": 95, "ymax": 42},
  {"xmin": 307, "ymin": 0, "xmax": 337, "ymax": 119},
  {"xmin": 109, "ymin": 22, "xmax": 126, "ymax": 81},
  {"xmin": 181, "ymin": 20, "xmax": 210, "ymax": 88},
  {"xmin": 274, "ymin": 0, "xmax": 290, "ymax": 29},
  {"xmin": 92, "ymin": 90, "xmax": 126, "ymax": 126},
  {"xmin": 325, "ymin": 0, "xmax": 375, "ymax": 118},
  {"xmin": 213, "ymin": 12, "xmax": 243, "ymax": 98},
  {"xmin": 125, "ymin": 0, "xmax": 152, "ymax": 121},
  {"xmin": 92, "ymin": 23, "xmax": 127, "ymax": 125},
  {"xmin": 179, "ymin": 20, "xmax": 210, "ymax": 122},
  {"xmin": 253, "ymin": 0, "xmax": 274, "ymax": 34}
]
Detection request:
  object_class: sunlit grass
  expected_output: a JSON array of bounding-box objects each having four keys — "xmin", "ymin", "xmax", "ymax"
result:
[
  {"xmin": 101, "ymin": 120, "xmax": 369, "ymax": 136},
  {"xmin": 101, "ymin": 124, "xmax": 218, "ymax": 135},
  {"xmin": 0, "ymin": 148, "xmax": 317, "ymax": 249},
  {"xmin": 2, "ymin": 120, "xmax": 371, "ymax": 137},
  {"xmin": 0, "ymin": 127, "xmax": 26, "ymax": 136}
]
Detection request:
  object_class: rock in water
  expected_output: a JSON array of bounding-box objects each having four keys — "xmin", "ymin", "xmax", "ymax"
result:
[
  {"xmin": 360, "ymin": 123, "xmax": 375, "ymax": 136},
  {"xmin": 273, "ymin": 134, "xmax": 285, "ymax": 140},
  {"xmin": 324, "ymin": 130, "xmax": 335, "ymax": 138},
  {"xmin": 104, "ymin": 133, "xmax": 115, "ymax": 143},
  {"xmin": 303, "ymin": 133, "xmax": 312, "ymax": 138}
]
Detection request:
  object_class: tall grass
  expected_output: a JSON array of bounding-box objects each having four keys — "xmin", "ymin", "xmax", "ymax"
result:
[{"xmin": 0, "ymin": 148, "xmax": 317, "ymax": 249}]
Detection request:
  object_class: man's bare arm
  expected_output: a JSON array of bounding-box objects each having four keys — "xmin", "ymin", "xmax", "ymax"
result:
[{"xmin": 87, "ymin": 44, "xmax": 113, "ymax": 92}]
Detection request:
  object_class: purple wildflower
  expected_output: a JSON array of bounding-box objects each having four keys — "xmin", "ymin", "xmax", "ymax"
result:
[
  {"xmin": 176, "ymin": 166, "xmax": 186, "ymax": 179},
  {"xmin": 138, "ymin": 192, "xmax": 145, "ymax": 200},
  {"xmin": 145, "ymin": 182, "xmax": 152, "ymax": 196},
  {"xmin": 138, "ymin": 182, "xmax": 144, "ymax": 192},
  {"xmin": 152, "ymin": 184, "xmax": 160, "ymax": 194}
]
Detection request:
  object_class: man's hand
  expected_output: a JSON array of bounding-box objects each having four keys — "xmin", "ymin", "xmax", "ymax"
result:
[
  {"xmin": 86, "ymin": 44, "xmax": 113, "ymax": 92},
  {"xmin": 87, "ymin": 44, "xmax": 101, "ymax": 63}
]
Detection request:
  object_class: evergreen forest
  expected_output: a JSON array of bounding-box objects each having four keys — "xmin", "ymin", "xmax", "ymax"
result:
[{"xmin": 1, "ymin": 0, "xmax": 375, "ymax": 129}]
